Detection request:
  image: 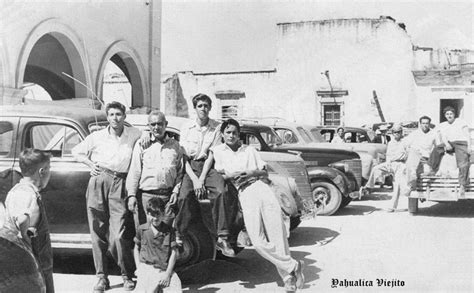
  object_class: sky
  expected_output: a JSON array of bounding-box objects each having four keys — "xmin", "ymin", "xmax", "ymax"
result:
[{"xmin": 161, "ymin": 0, "xmax": 473, "ymax": 74}]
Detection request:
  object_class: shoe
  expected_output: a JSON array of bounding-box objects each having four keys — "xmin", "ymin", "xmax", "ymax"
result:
[
  {"xmin": 359, "ymin": 186, "xmax": 370, "ymax": 197},
  {"xmin": 284, "ymin": 275, "xmax": 297, "ymax": 292},
  {"xmin": 176, "ymin": 234, "xmax": 184, "ymax": 246},
  {"xmin": 123, "ymin": 278, "xmax": 135, "ymax": 291},
  {"xmin": 383, "ymin": 208, "xmax": 395, "ymax": 213},
  {"xmin": 237, "ymin": 230, "xmax": 252, "ymax": 247},
  {"xmin": 293, "ymin": 260, "xmax": 305, "ymax": 289},
  {"xmin": 93, "ymin": 278, "xmax": 110, "ymax": 293},
  {"xmin": 216, "ymin": 238, "xmax": 236, "ymax": 257}
]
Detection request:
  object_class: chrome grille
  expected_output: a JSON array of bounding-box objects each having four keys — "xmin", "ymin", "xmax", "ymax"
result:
[
  {"xmin": 277, "ymin": 161, "xmax": 312, "ymax": 201},
  {"xmin": 341, "ymin": 159, "xmax": 362, "ymax": 188}
]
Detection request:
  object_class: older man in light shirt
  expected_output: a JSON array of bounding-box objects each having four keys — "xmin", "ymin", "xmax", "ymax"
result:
[
  {"xmin": 176, "ymin": 93, "xmax": 236, "ymax": 258},
  {"xmin": 72, "ymin": 101, "xmax": 141, "ymax": 292},
  {"xmin": 126, "ymin": 111, "xmax": 184, "ymax": 226}
]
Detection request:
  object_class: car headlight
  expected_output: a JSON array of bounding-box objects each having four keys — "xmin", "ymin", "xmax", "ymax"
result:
[{"xmin": 328, "ymin": 161, "xmax": 349, "ymax": 173}]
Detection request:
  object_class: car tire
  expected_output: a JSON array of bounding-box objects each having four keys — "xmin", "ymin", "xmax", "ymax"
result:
[
  {"xmin": 175, "ymin": 223, "xmax": 215, "ymax": 271},
  {"xmin": 339, "ymin": 196, "xmax": 352, "ymax": 209},
  {"xmin": 290, "ymin": 215, "xmax": 301, "ymax": 231},
  {"xmin": 408, "ymin": 198, "xmax": 418, "ymax": 215},
  {"xmin": 311, "ymin": 181, "xmax": 342, "ymax": 216}
]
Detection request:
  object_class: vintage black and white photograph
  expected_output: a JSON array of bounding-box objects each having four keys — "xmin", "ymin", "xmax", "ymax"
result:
[{"xmin": 0, "ymin": 0, "xmax": 473, "ymax": 292}]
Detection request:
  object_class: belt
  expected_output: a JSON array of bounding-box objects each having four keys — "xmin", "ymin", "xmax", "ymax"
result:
[
  {"xmin": 140, "ymin": 188, "xmax": 173, "ymax": 196},
  {"xmin": 99, "ymin": 167, "xmax": 127, "ymax": 179}
]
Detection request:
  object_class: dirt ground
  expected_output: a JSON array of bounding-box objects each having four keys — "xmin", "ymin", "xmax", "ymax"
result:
[{"xmin": 53, "ymin": 190, "xmax": 474, "ymax": 292}]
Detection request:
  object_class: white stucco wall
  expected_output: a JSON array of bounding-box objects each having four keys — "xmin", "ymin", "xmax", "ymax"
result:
[
  {"xmin": 0, "ymin": 1, "xmax": 161, "ymax": 107},
  {"xmin": 275, "ymin": 18, "xmax": 416, "ymax": 126}
]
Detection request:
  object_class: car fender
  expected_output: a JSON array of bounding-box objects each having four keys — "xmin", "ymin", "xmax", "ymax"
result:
[{"xmin": 307, "ymin": 166, "xmax": 350, "ymax": 196}]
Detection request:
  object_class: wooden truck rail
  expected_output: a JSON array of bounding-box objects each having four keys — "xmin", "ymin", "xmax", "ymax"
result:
[{"xmin": 408, "ymin": 176, "xmax": 474, "ymax": 214}]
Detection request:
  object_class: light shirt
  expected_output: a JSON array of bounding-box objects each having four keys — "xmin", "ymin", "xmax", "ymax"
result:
[
  {"xmin": 72, "ymin": 125, "xmax": 141, "ymax": 173},
  {"xmin": 437, "ymin": 118, "xmax": 469, "ymax": 142},
  {"xmin": 179, "ymin": 119, "xmax": 222, "ymax": 160},
  {"xmin": 331, "ymin": 135, "xmax": 344, "ymax": 143},
  {"xmin": 126, "ymin": 137, "xmax": 184, "ymax": 195},
  {"xmin": 212, "ymin": 143, "xmax": 266, "ymax": 174},
  {"xmin": 386, "ymin": 139, "xmax": 407, "ymax": 162},
  {"xmin": 403, "ymin": 129, "xmax": 437, "ymax": 158},
  {"xmin": 5, "ymin": 179, "xmax": 41, "ymax": 232}
]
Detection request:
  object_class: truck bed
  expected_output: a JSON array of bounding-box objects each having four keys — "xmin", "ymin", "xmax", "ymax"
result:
[{"xmin": 410, "ymin": 176, "xmax": 474, "ymax": 201}]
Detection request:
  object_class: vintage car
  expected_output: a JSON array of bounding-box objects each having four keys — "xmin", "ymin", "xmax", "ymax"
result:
[
  {"xmin": 408, "ymin": 128, "xmax": 474, "ymax": 214},
  {"xmin": 252, "ymin": 119, "xmax": 385, "ymax": 187},
  {"xmin": 231, "ymin": 122, "xmax": 363, "ymax": 216},
  {"xmin": 0, "ymin": 106, "xmax": 217, "ymax": 269}
]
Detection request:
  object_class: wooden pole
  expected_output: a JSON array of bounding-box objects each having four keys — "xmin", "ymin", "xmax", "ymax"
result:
[{"xmin": 372, "ymin": 90, "xmax": 385, "ymax": 122}]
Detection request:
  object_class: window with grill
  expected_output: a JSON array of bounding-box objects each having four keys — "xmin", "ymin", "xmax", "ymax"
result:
[
  {"xmin": 323, "ymin": 105, "xmax": 341, "ymax": 126},
  {"xmin": 215, "ymin": 91, "xmax": 245, "ymax": 119}
]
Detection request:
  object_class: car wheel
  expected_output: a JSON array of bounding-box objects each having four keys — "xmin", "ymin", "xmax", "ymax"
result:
[
  {"xmin": 290, "ymin": 216, "xmax": 301, "ymax": 231},
  {"xmin": 175, "ymin": 223, "xmax": 215, "ymax": 270},
  {"xmin": 339, "ymin": 196, "xmax": 352, "ymax": 209},
  {"xmin": 408, "ymin": 198, "xmax": 418, "ymax": 214},
  {"xmin": 311, "ymin": 181, "xmax": 342, "ymax": 216}
]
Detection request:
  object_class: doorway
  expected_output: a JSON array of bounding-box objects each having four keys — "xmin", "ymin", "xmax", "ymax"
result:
[{"xmin": 440, "ymin": 99, "xmax": 464, "ymax": 122}]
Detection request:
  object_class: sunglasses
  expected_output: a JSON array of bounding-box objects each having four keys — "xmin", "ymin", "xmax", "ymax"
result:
[{"xmin": 149, "ymin": 122, "xmax": 163, "ymax": 127}]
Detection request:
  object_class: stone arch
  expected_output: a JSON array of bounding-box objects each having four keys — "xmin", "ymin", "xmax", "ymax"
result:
[
  {"xmin": 97, "ymin": 40, "xmax": 149, "ymax": 107},
  {"xmin": 16, "ymin": 18, "xmax": 91, "ymax": 100},
  {"xmin": 0, "ymin": 39, "xmax": 10, "ymax": 87}
]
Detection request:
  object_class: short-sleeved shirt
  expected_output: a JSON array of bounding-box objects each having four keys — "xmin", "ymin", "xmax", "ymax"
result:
[
  {"xmin": 126, "ymin": 138, "xmax": 184, "ymax": 196},
  {"xmin": 403, "ymin": 129, "xmax": 437, "ymax": 158},
  {"xmin": 212, "ymin": 143, "xmax": 266, "ymax": 174},
  {"xmin": 134, "ymin": 222, "xmax": 177, "ymax": 270},
  {"xmin": 386, "ymin": 139, "xmax": 407, "ymax": 162},
  {"xmin": 211, "ymin": 143, "xmax": 266, "ymax": 190},
  {"xmin": 437, "ymin": 118, "xmax": 469, "ymax": 142},
  {"xmin": 4, "ymin": 179, "xmax": 41, "ymax": 232},
  {"xmin": 71, "ymin": 125, "xmax": 141, "ymax": 173},
  {"xmin": 179, "ymin": 119, "xmax": 222, "ymax": 160}
]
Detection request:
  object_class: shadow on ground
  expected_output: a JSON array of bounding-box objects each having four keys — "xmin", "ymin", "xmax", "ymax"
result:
[
  {"xmin": 333, "ymin": 204, "xmax": 378, "ymax": 216},
  {"xmin": 289, "ymin": 227, "xmax": 339, "ymax": 247},
  {"xmin": 183, "ymin": 250, "xmax": 319, "ymax": 292},
  {"xmin": 414, "ymin": 200, "xmax": 474, "ymax": 218}
]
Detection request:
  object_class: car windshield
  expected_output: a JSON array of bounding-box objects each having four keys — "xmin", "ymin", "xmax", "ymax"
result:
[
  {"xmin": 309, "ymin": 128, "xmax": 326, "ymax": 143},
  {"xmin": 296, "ymin": 127, "xmax": 314, "ymax": 144},
  {"xmin": 260, "ymin": 128, "xmax": 283, "ymax": 147}
]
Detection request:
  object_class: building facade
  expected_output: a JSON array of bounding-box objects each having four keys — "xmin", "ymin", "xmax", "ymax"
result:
[
  {"xmin": 163, "ymin": 17, "xmax": 473, "ymax": 126},
  {"xmin": 0, "ymin": 1, "xmax": 161, "ymax": 108}
]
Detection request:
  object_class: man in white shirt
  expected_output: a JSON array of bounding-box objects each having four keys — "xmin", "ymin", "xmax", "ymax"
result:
[
  {"xmin": 72, "ymin": 101, "xmax": 141, "ymax": 292},
  {"xmin": 177, "ymin": 93, "xmax": 236, "ymax": 257},
  {"xmin": 403, "ymin": 116, "xmax": 437, "ymax": 188},
  {"xmin": 360, "ymin": 124, "xmax": 407, "ymax": 211},
  {"xmin": 126, "ymin": 111, "xmax": 184, "ymax": 226},
  {"xmin": 430, "ymin": 106, "xmax": 471, "ymax": 194}
]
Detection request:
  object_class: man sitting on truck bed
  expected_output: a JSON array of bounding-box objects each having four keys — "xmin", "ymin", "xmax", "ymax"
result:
[{"xmin": 429, "ymin": 106, "xmax": 471, "ymax": 195}]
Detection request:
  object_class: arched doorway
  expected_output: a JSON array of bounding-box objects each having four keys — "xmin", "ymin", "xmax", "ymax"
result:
[
  {"xmin": 22, "ymin": 33, "xmax": 87, "ymax": 100},
  {"xmin": 98, "ymin": 41, "xmax": 148, "ymax": 109}
]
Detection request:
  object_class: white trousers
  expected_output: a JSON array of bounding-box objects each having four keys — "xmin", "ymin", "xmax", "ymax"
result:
[
  {"xmin": 239, "ymin": 180, "xmax": 298, "ymax": 281},
  {"xmin": 135, "ymin": 263, "xmax": 182, "ymax": 293}
]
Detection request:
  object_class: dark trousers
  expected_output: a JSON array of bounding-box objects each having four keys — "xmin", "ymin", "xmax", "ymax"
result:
[
  {"xmin": 136, "ymin": 189, "xmax": 175, "ymax": 226},
  {"xmin": 175, "ymin": 160, "xmax": 233, "ymax": 238},
  {"xmin": 430, "ymin": 141, "xmax": 470, "ymax": 187},
  {"xmin": 86, "ymin": 173, "xmax": 135, "ymax": 279}
]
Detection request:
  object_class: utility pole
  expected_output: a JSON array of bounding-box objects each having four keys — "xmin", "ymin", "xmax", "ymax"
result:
[{"xmin": 372, "ymin": 90, "xmax": 385, "ymax": 122}]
